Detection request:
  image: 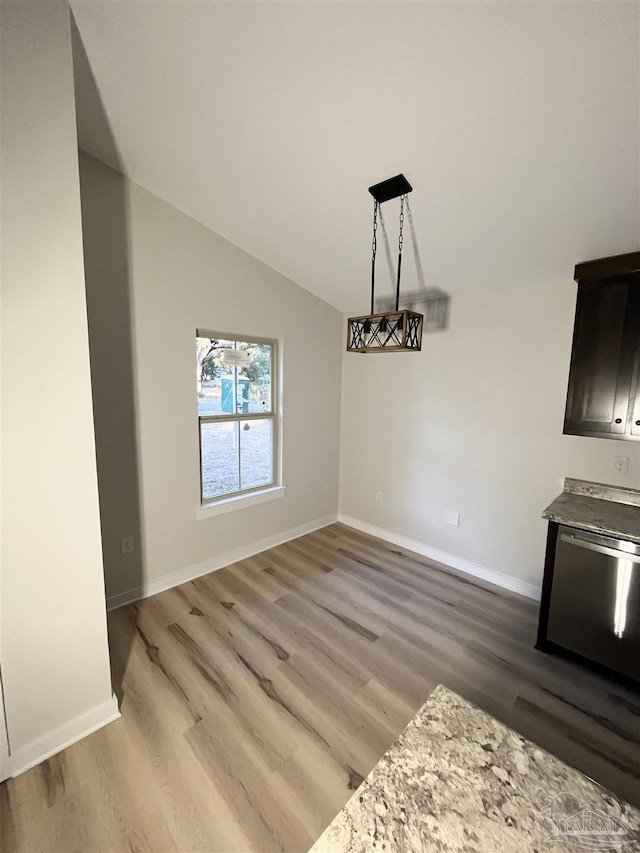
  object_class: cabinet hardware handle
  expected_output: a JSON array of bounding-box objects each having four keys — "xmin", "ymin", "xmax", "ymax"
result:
[
  {"xmin": 615, "ymin": 418, "xmax": 623, "ymax": 424},
  {"xmin": 636, "ymin": 420, "xmax": 640, "ymax": 426}
]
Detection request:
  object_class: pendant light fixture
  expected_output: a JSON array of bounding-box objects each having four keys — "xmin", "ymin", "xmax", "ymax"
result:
[{"xmin": 347, "ymin": 174, "xmax": 423, "ymax": 353}]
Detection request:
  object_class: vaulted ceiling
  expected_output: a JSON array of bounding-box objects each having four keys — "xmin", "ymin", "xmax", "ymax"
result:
[{"xmin": 71, "ymin": 1, "xmax": 639, "ymax": 313}]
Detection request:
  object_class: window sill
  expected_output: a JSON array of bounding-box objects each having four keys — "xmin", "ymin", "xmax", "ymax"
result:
[{"xmin": 196, "ymin": 485, "xmax": 286, "ymax": 520}]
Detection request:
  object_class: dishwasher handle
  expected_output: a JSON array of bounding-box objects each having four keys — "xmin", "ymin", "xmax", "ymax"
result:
[{"xmin": 559, "ymin": 532, "xmax": 640, "ymax": 564}]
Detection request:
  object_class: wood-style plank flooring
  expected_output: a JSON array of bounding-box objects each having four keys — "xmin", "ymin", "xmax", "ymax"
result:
[{"xmin": 2, "ymin": 522, "xmax": 640, "ymax": 851}]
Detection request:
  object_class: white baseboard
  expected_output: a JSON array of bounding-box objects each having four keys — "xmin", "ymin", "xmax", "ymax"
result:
[
  {"xmin": 107, "ymin": 513, "xmax": 339, "ymax": 610},
  {"xmin": 6, "ymin": 693, "xmax": 120, "ymax": 780},
  {"xmin": 337, "ymin": 513, "xmax": 542, "ymax": 601}
]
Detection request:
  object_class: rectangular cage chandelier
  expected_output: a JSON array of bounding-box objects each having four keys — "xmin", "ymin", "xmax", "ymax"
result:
[{"xmin": 347, "ymin": 174, "xmax": 423, "ymax": 353}]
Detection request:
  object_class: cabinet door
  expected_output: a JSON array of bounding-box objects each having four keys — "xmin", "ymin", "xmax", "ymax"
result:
[
  {"xmin": 631, "ymin": 398, "xmax": 640, "ymax": 438},
  {"xmin": 631, "ymin": 337, "xmax": 640, "ymax": 437},
  {"xmin": 564, "ymin": 276, "xmax": 640, "ymax": 438}
]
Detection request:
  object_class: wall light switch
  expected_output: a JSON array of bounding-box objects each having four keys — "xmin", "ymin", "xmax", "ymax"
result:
[
  {"xmin": 444, "ymin": 510, "xmax": 460, "ymax": 527},
  {"xmin": 121, "ymin": 535, "xmax": 134, "ymax": 554}
]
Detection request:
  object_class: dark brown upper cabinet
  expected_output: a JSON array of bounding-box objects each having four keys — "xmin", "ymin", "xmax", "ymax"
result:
[{"xmin": 564, "ymin": 251, "xmax": 640, "ymax": 441}]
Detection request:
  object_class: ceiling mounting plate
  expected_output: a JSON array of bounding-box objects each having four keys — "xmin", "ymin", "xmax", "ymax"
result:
[{"xmin": 368, "ymin": 174, "xmax": 413, "ymax": 204}]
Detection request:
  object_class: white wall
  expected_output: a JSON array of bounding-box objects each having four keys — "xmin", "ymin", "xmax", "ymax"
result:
[
  {"xmin": 0, "ymin": 1, "xmax": 115, "ymax": 777},
  {"xmin": 74, "ymin": 0, "xmax": 639, "ymax": 608},
  {"xmin": 339, "ymin": 0, "xmax": 640, "ymax": 597},
  {"xmin": 77, "ymin": 152, "xmax": 142, "ymax": 606},
  {"xmin": 78, "ymin": 154, "xmax": 343, "ymax": 605},
  {"xmin": 340, "ymin": 276, "xmax": 640, "ymax": 594}
]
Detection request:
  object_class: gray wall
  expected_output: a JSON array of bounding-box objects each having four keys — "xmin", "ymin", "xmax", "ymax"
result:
[
  {"xmin": 1, "ymin": 1, "xmax": 113, "ymax": 775},
  {"xmin": 78, "ymin": 153, "xmax": 343, "ymax": 604},
  {"xmin": 340, "ymin": 280, "xmax": 640, "ymax": 592}
]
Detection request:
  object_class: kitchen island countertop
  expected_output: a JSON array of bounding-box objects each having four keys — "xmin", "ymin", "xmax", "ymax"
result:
[{"xmin": 310, "ymin": 684, "xmax": 640, "ymax": 852}]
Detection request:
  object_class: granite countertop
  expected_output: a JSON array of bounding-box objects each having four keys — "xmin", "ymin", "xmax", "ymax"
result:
[
  {"xmin": 542, "ymin": 478, "xmax": 640, "ymax": 544},
  {"xmin": 310, "ymin": 685, "xmax": 640, "ymax": 853}
]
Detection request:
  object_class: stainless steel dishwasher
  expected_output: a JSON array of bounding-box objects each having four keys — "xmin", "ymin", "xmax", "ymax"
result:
[{"xmin": 543, "ymin": 525, "xmax": 640, "ymax": 682}]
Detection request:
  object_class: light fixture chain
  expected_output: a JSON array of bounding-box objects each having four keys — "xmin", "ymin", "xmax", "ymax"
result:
[
  {"xmin": 370, "ymin": 200, "xmax": 378, "ymax": 315},
  {"xmin": 372, "ymin": 200, "xmax": 378, "ymax": 261},
  {"xmin": 395, "ymin": 194, "xmax": 406, "ymax": 312}
]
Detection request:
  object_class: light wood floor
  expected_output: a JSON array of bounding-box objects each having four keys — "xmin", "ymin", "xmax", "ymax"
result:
[{"xmin": 2, "ymin": 523, "xmax": 640, "ymax": 852}]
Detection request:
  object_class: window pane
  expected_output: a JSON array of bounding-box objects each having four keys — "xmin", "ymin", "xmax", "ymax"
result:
[
  {"xmin": 197, "ymin": 338, "xmax": 273, "ymax": 417},
  {"xmin": 240, "ymin": 419, "xmax": 273, "ymax": 490},
  {"xmin": 237, "ymin": 343, "xmax": 272, "ymax": 414},
  {"xmin": 197, "ymin": 337, "xmax": 236, "ymax": 416},
  {"xmin": 200, "ymin": 421, "xmax": 239, "ymax": 499}
]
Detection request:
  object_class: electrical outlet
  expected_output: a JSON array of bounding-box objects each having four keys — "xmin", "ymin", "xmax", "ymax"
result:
[
  {"xmin": 613, "ymin": 456, "xmax": 629, "ymax": 476},
  {"xmin": 121, "ymin": 535, "xmax": 134, "ymax": 554},
  {"xmin": 376, "ymin": 491, "xmax": 383, "ymax": 503},
  {"xmin": 444, "ymin": 510, "xmax": 460, "ymax": 527}
]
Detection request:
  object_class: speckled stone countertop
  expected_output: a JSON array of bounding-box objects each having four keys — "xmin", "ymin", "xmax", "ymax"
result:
[
  {"xmin": 542, "ymin": 478, "xmax": 640, "ymax": 544},
  {"xmin": 310, "ymin": 685, "xmax": 640, "ymax": 853}
]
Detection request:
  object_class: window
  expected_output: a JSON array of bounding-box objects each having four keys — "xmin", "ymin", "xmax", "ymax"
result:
[{"xmin": 196, "ymin": 331, "xmax": 280, "ymax": 509}]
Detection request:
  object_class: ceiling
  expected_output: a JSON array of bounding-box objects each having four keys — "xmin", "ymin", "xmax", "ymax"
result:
[{"xmin": 70, "ymin": 1, "xmax": 639, "ymax": 314}]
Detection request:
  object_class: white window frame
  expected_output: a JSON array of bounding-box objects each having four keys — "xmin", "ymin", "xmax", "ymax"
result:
[{"xmin": 196, "ymin": 330, "xmax": 284, "ymax": 519}]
